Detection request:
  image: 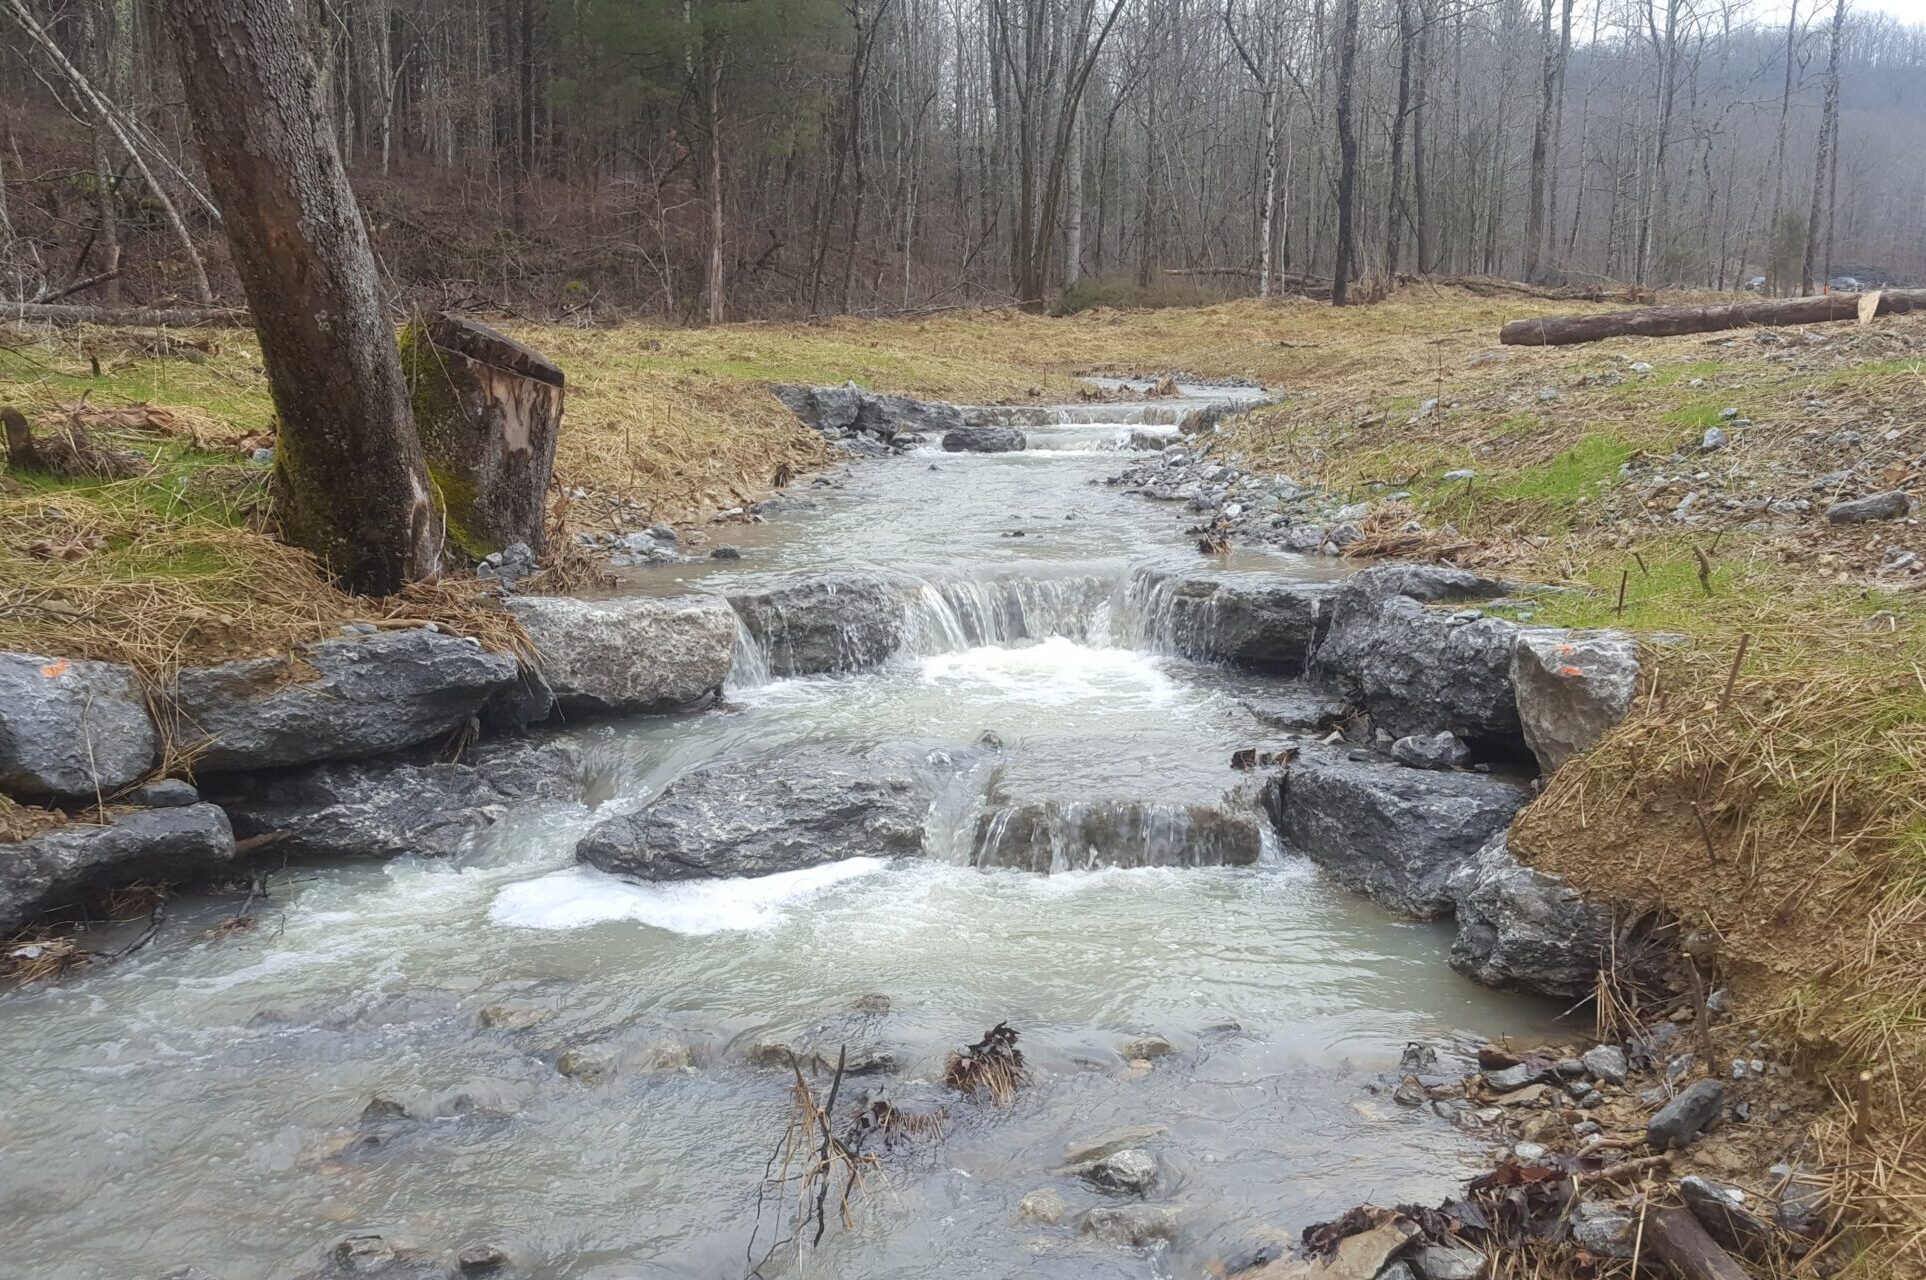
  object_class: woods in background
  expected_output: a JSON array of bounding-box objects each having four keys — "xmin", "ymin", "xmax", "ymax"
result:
[{"xmin": 2, "ymin": 0, "xmax": 1921, "ymax": 320}]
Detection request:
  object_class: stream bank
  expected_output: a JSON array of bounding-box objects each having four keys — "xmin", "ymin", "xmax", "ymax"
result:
[{"xmin": 0, "ymin": 381, "xmax": 1782, "ymax": 1280}]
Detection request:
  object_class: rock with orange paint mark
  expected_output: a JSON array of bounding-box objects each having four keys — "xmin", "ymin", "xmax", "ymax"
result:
[
  {"xmin": 1510, "ymin": 631, "xmax": 1640, "ymax": 773},
  {"xmin": 0, "ymin": 650, "xmax": 159, "ymax": 800}
]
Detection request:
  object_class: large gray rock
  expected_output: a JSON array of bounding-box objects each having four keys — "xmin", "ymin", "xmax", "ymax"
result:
[
  {"xmin": 1511, "ymin": 630, "xmax": 1640, "ymax": 773},
  {"xmin": 726, "ymin": 571, "xmax": 908, "ymax": 676},
  {"xmin": 213, "ymin": 739, "xmax": 584, "ymax": 861},
  {"xmin": 972, "ymin": 799, "xmax": 1262, "ymax": 872},
  {"xmin": 940, "ymin": 425, "xmax": 1027, "ymax": 453},
  {"xmin": 0, "ymin": 651, "xmax": 159, "ymax": 801},
  {"xmin": 506, "ymin": 594, "xmax": 735, "ymax": 716},
  {"xmin": 577, "ymin": 740, "xmax": 986, "ymax": 880},
  {"xmin": 1274, "ymin": 745, "xmax": 1531, "ymax": 917},
  {"xmin": 1447, "ymin": 834, "xmax": 1612, "ymax": 997},
  {"xmin": 1316, "ymin": 568, "xmax": 1523, "ymax": 752},
  {"xmin": 1826, "ymin": 490, "xmax": 1910, "ymax": 523},
  {"xmin": 170, "ymin": 631, "xmax": 517, "ymax": 773},
  {"xmin": 772, "ymin": 383, "xmax": 963, "ymax": 441},
  {"xmin": 0, "ymin": 803, "xmax": 234, "ymax": 933},
  {"xmin": 1647, "ymin": 1080, "xmax": 1726, "ymax": 1150},
  {"xmin": 1130, "ymin": 569, "xmax": 1340, "ymax": 674}
]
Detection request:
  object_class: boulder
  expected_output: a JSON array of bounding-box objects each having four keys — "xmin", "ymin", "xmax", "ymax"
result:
[
  {"xmin": 1446, "ymin": 834, "xmax": 1612, "ymax": 998},
  {"xmin": 0, "ymin": 803, "xmax": 234, "ymax": 933},
  {"xmin": 972, "ymin": 799, "xmax": 1262, "ymax": 871},
  {"xmin": 1511, "ymin": 630, "xmax": 1640, "ymax": 773},
  {"xmin": 1825, "ymin": 490, "xmax": 1910, "ymax": 523},
  {"xmin": 0, "ymin": 651, "xmax": 158, "ymax": 801},
  {"xmin": 170, "ymin": 630, "xmax": 517, "ymax": 774},
  {"xmin": 401, "ymin": 313, "xmax": 564, "ymax": 555},
  {"xmin": 576, "ymin": 740, "xmax": 987, "ymax": 880},
  {"xmin": 940, "ymin": 425, "xmax": 1027, "ymax": 453},
  {"xmin": 1316, "ymin": 569, "xmax": 1523, "ymax": 753},
  {"xmin": 506, "ymin": 594, "xmax": 736, "ymax": 716},
  {"xmin": 726, "ymin": 571, "xmax": 908, "ymax": 676},
  {"xmin": 1073, "ymin": 1148, "xmax": 1158, "ymax": 1195},
  {"xmin": 1130, "ymin": 569, "xmax": 1340, "ymax": 674},
  {"xmin": 1017, "ymin": 1188, "xmax": 1065, "ymax": 1226},
  {"xmin": 771, "ymin": 384, "xmax": 963, "ymax": 440},
  {"xmin": 212, "ymin": 738, "xmax": 583, "ymax": 861},
  {"xmin": 1080, "ymin": 1204, "xmax": 1183, "ymax": 1247},
  {"xmin": 1274, "ymin": 746, "xmax": 1531, "ymax": 917}
]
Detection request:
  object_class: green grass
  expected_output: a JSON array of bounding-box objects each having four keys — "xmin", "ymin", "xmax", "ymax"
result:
[{"xmin": 1493, "ymin": 432, "xmax": 1635, "ymax": 508}]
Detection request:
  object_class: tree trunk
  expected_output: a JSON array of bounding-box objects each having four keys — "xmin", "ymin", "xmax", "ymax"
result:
[
  {"xmin": 1801, "ymin": 0, "xmax": 1844, "ymax": 294},
  {"xmin": 1385, "ymin": 0, "xmax": 1412, "ymax": 278},
  {"xmin": 1499, "ymin": 289, "xmax": 1926, "ymax": 346},
  {"xmin": 704, "ymin": 52, "xmax": 726, "ymax": 326},
  {"xmin": 163, "ymin": 0, "xmax": 440, "ymax": 594},
  {"xmin": 1065, "ymin": 101, "xmax": 1083, "ymax": 287},
  {"xmin": 1330, "ymin": 0, "xmax": 1361, "ymax": 305},
  {"xmin": 1523, "ymin": 0, "xmax": 1555, "ymax": 280},
  {"xmin": 1767, "ymin": 0, "xmax": 1800, "ymax": 295}
]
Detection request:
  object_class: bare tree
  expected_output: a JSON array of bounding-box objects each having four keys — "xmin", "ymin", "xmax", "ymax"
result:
[{"xmin": 164, "ymin": 0, "xmax": 440, "ymax": 592}]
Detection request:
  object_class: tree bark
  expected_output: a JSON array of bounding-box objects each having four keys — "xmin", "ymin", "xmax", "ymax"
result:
[
  {"xmin": 1801, "ymin": 0, "xmax": 1844, "ymax": 294},
  {"xmin": 1499, "ymin": 289, "xmax": 1926, "ymax": 346},
  {"xmin": 163, "ymin": 0, "xmax": 440, "ymax": 594},
  {"xmin": 1643, "ymin": 1207, "xmax": 1755, "ymax": 1280},
  {"xmin": 1330, "ymin": 0, "xmax": 1361, "ymax": 305}
]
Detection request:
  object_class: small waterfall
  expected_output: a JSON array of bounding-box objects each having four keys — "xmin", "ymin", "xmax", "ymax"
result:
[
  {"xmin": 899, "ymin": 571, "xmax": 1120, "ymax": 655},
  {"xmin": 725, "ymin": 612, "xmax": 773, "ymax": 691},
  {"xmin": 968, "ymin": 799, "xmax": 1264, "ymax": 872},
  {"xmin": 1116, "ymin": 565, "xmax": 1219, "ymax": 658}
]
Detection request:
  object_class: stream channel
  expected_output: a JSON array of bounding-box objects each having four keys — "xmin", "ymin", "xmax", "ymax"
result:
[{"xmin": 0, "ymin": 388, "xmax": 1565, "ymax": 1279}]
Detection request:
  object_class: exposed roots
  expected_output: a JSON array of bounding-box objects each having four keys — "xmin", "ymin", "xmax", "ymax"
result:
[{"xmin": 748, "ymin": 1048, "xmax": 883, "ymax": 1275}]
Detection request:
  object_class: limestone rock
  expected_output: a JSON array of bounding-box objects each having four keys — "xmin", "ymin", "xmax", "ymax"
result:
[
  {"xmin": 1062, "ymin": 1124, "xmax": 1169, "ymax": 1166},
  {"xmin": 1826, "ymin": 490, "xmax": 1910, "ymax": 523},
  {"xmin": 1447, "ymin": 834, "xmax": 1612, "ymax": 998},
  {"xmin": 0, "ymin": 803, "xmax": 234, "ymax": 933},
  {"xmin": 1017, "ymin": 1188, "xmax": 1065, "ymax": 1226},
  {"xmin": 0, "ymin": 651, "xmax": 158, "ymax": 801},
  {"xmin": 1131, "ymin": 569, "xmax": 1339, "ymax": 675},
  {"xmin": 171, "ymin": 631, "xmax": 516, "ymax": 773},
  {"xmin": 212, "ymin": 738, "xmax": 581, "ymax": 861},
  {"xmin": 1079, "ymin": 1204, "xmax": 1183, "ymax": 1247},
  {"xmin": 1274, "ymin": 746, "xmax": 1531, "ymax": 917},
  {"xmin": 1581, "ymin": 1045, "xmax": 1629, "ymax": 1084},
  {"xmin": 772, "ymin": 383, "xmax": 963, "ymax": 440},
  {"xmin": 726, "ymin": 571, "xmax": 909, "ymax": 676},
  {"xmin": 1511, "ymin": 630, "xmax": 1639, "ymax": 773},
  {"xmin": 1317, "ymin": 568, "xmax": 1523, "ymax": 753},
  {"xmin": 941, "ymin": 425, "xmax": 1027, "ymax": 453},
  {"xmin": 1073, "ymin": 1148, "xmax": 1158, "ymax": 1195},
  {"xmin": 1647, "ymin": 1080, "xmax": 1726, "ymax": 1150},
  {"xmin": 506, "ymin": 594, "xmax": 736, "ymax": 716},
  {"xmin": 1391, "ymin": 731, "xmax": 1471, "ymax": 771},
  {"xmin": 576, "ymin": 741, "xmax": 986, "ymax": 880}
]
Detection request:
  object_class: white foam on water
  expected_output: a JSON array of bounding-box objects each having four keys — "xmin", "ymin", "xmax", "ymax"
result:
[
  {"xmin": 920, "ymin": 636, "xmax": 1174, "ymax": 703},
  {"xmin": 487, "ymin": 859, "xmax": 889, "ymax": 935}
]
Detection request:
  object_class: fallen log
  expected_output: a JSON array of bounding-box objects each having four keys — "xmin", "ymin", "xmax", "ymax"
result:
[
  {"xmin": 1498, "ymin": 288, "xmax": 1926, "ymax": 346},
  {"xmin": 1645, "ymin": 1205, "xmax": 1756, "ymax": 1280},
  {"xmin": 0, "ymin": 300, "xmax": 248, "ymax": 328}
]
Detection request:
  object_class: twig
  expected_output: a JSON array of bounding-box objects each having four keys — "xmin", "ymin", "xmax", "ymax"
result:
[
  {"xmin": 1616, "ymin": 567, "xmax": 1630, "ymax": 616},
  {"xmin": 1718, "ymin": 634, "xmax": 1751, "ymax": 710},
  {"xmin": 107, "ymin": 901, "xmax": 165, "ymax": 961},
  {"xmin": 812, "ymin": 1046, "xmax": 849, "ymax": 1246},
  {"xmin": 1694, "ymin": 544, "xmax": 1715, "ymax": 595}
]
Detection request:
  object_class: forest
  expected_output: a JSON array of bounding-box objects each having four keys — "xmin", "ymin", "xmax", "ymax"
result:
[{"xmin": 3, "ymin": 0, "xmax": 1924, "ymax": 320}]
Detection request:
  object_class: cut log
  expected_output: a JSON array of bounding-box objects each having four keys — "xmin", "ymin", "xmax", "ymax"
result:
[
  {"xmin": 1499, "ymin": 288, "xmax": 1926, "ymax": 346},
  {"xmin": 402, "ymin": 313, "xmax": 565, "ymax": 558},
  {"xmin": 1645, "ymin": 1206, "xmax": 1756, "ymax": 1280},
  {"xmin": 0, "ymin": 301, "xmax": 249, "ymax": 328}
]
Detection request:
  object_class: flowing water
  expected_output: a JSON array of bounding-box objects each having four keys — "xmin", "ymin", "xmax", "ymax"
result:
[{"xmin": 0, "ymin": 402, "xmax": 1567, "ymax": 1280}]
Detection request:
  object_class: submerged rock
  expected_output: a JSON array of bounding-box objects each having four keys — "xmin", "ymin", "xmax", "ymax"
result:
[
  {"xmin": 1273, "ymin": 745, "xmax": 1530, "ymax": 917},
  {"xmin": 0, "ymin": 651, "xmax": 158, "ymax": 801},
  {"xmin": 726, "ymin": 571, "xmax": 909, "ymax": 676},
  {"xmin": 212, "ymin": 738, "xmax": 584, "ymax": 861},
  {"xmin": 1080, "ymin": 1203, "xmax": 1183, "ymax": 1247},
  {"xmin": 1017, "ymin": 1188, "xmax": 1066, "ymax": 1226},
  {"xmin": 1130, "ymin": 569, "xmax": 1338, "ymax": 675},
  {"xmin": 506, "ymin": 594, "xmax": 736, "ymax": 716},
  {"xmin": 576, "ymin": 740, "xmax": 987, "ymax": 880},
  {"xmin": 972, "ymin": 799, "xmax": 1262, "ymax": 871},
  {"xmin": 1446, "ymin": 834, "xmax": 1611, "ymax": 998},
  {"xmin": 1316, "ymin": 568, "xmax": 1523, "ymax": 754},
  {"xmin": 1511, "ymin": 630, "xmax": 1640, "ymax": 773},
  {"xmin": 170, "ymin": 631, "xmax": 516, "ymax": 773},
  {"xmin": 0, "ymin": 803, "xmax": 234, "ymax": 933},
  {"xmin": 941, "ymin": 425, "xmax": 1027, "ymax": 453},
  {"xmin": 1073, "ymin": 1148, "xmax": 1158, "ymax": 1194}
]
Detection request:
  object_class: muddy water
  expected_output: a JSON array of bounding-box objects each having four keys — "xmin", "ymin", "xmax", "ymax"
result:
[{"xmin": 0, "ymin": 404, "xmax": 1565, "ymax": 1279}]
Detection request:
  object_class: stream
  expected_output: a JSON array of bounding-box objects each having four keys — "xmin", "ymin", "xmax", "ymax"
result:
[{"xmin": 0, "ymin": 390, "xmax": 1565, "ymax": 1279}]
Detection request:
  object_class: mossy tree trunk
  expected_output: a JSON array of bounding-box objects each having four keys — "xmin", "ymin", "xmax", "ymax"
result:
[
  {"xmin": 402, "ymin": 313, "xmax": 564, "ymax": 558},
  {"xmin": 164, "ymin": 0, "xmax": 439, "ymax": 595}
]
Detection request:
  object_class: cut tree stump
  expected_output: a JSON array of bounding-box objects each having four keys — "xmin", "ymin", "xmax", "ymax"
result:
[
  {"xmin": 1498, "ymin": 288, "xmax": 1926, "ymax": 346},
  {"xmin": 402, "ymin": 312, "xmax": 565, "ymax": 558}
]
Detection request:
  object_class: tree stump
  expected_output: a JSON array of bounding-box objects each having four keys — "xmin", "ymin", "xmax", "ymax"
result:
[{"xmin": 403, "ymin": 313, "xmax": 564, "ymax": 557}]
